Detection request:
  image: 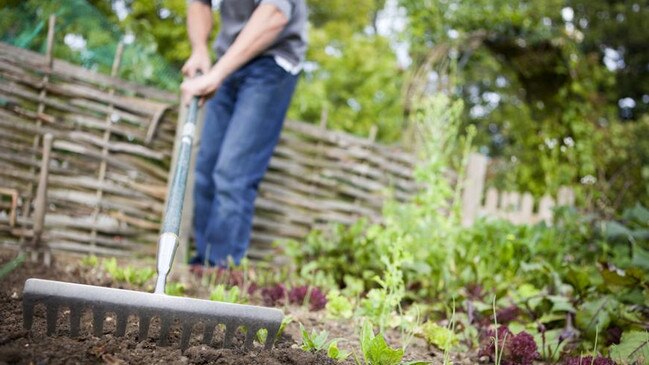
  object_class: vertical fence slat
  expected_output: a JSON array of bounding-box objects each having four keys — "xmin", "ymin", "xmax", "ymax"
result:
[
  {"xmin": 89, "ymin": 42, "xmax": 124, "ymax": 253},
  {"xmin": 461, "ymin": 153, "xmax": 488, "ymax": 227}
]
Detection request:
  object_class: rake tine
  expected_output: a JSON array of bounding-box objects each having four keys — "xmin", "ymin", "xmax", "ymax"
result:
[
  {"xmin": 244, "ymin": 326, "xmax": 259, "ymax": 350},
  {"xmin": 264, "ymin": 322, "xmax": 281, "ymax": 350},
  {"xmin": 69, "ymin": 305, "xmax": 81, "ymax": 337},
  {"xmin": 23, "ymin": 300, "xmax": 34, "ymax": 331},
  {"xmin": 222, "ymin": 324, "xmax": 236, "ymax": 348},
  {"xmin": 158, "ymin": 317, "xmax": 172, "ymax": 346},
  {"xmin": 138, "ymin": 314, "xmax": 151, "ymax": 340},
  {"xmin": 115, "ymin": 312, "xmax": 128, "ymax": 337},
  {"xmin": 202, "ymin": 322, "xmax": 215, "ymax": 345},
  {"xmin": 180, "ymin": 322, "xmax": 193, "ymax": 350},
  {"xmin": 46, "ymin": 304, "xmax": 58, "ymax": 335},
  {"xmin": 92, "ymin": 308, "xmax": 105, "ymax": 337}
]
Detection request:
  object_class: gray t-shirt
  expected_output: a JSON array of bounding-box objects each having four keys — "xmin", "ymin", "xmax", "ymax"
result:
[{"xmin": 192, "ymin": 0, "xmax": 307, "ymax": 69}]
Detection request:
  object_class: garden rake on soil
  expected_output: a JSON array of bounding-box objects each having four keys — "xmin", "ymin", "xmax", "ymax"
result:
[{"xmin": 23, "ymin": 97, "xmax": 284, "ymax": 350}]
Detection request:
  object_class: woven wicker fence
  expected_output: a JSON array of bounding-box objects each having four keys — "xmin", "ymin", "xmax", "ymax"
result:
[{"xmin": 0, "ymin": 38, "xmax": 417, "ymax": 259}]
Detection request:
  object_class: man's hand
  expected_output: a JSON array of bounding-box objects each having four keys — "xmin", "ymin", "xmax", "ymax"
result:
[
  {"xmin": 180, "ymin": 70, "xmax": 224, "ymax": 106},
  {"xmin": 180, "ymin": 2, "xmax": 289, "ymax": 106},
  {"xmin": 181, "ymin": 46, "xmax": 212, "ymax": 78}
]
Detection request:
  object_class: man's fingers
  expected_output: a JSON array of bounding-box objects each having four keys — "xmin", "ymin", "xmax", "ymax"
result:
[{"xmin": 181, "ymin": 62, "xmax": 191, "ymax": 77}]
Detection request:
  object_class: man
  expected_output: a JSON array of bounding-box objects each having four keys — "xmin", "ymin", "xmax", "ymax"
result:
[{"xmin": 180, "ymin": 0, "xmax": 307, "ymax": 267}]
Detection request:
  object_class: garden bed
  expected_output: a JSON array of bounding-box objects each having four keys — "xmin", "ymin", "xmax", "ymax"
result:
[
  {"xmin": 0, "ymin": 250, "xmax": 336, "ymax": 365},
  {"xmin": 0, "ymin": 250, "xmax": 453, "ymax": 365}
]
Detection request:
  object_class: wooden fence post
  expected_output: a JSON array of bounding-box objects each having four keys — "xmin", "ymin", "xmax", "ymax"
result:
[
  {"xmin": 557, "ymin": 186, "xmax": 575, "ymax": 206},
  {"xmin": 461, "ymin": 153, "xmax": 488, "ymax": 227},
  {"xmin": 537, "ymin": 195, "xmax": 555, "ymax": 225},
  {"xmin": 507, "ymin": 192, "xmax": 521, "ymax": 223},
  {"xmin": 483, "ymin": 187, "xmax": 499, "ymax": 216},
  {"xmin": 519, "ymin": 193, "xmax": 534, "ymax": 224}
]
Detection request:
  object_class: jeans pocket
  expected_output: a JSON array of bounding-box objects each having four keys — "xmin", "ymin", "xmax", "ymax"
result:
[{"xmin": 245, "ymin": 56, "xmax": 293, "ymax": 85}]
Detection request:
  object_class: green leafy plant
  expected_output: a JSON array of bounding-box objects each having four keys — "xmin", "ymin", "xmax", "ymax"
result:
[
  {"xmin": 80, "ymin": 255, "xmax": 99, "ymax": 268},
  {"xmin": 209, "ymin": 284, "xmax": 242, "ymax": 303},
  {"xmin": 102, "ymin": 258, "xmax": 154, "ymax": 287},
  {"xmin": 300, "ymin": 323, "xmax": 332, "ymax": 352},
  {"xmin": 165, "ymin": 281, "xmax": 185, "ymax": 297},
  {"xmin": 357, "ymin": 321, "xmax": 404, "ymax": 365},
  {"xmin": 300, "ymin": 323, "xmax": 350, "ymax": 361},
  {"xmin": 326, "ymin": 291, "xmax": 354, "ymax": 319},
  {"xmin": 257, "ymin": 315, "xmax": 293, "ymax": 345},
  {"xmin": 610, "ymin": 331, "xmax": 649, "ymax": 365},
  {"xmin": 420, "ymin": 322, "xmax": 458, "ymax": 351},
  {"xmin": 327, "ymin": 340, "xmax": 351, "ymax": 361}
]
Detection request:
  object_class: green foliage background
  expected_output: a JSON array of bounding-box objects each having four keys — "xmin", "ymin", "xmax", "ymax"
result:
[{"xmin": 1, "ymin": 0, "xmax": 648, "ymax": 212}]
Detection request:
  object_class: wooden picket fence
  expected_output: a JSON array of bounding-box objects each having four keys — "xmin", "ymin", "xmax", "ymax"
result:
[{"xmin": 460, "ymin": 154, "xmax": 575, "ymax": 226}]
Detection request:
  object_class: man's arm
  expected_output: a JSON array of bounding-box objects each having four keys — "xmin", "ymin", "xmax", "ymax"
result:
[
  {"xmin": 181, "ymin": 1, "xmax": 213, "ymax": 78},
  {"xmin": 181, "ymin": 3, "xmax": 290, "ymax": 105}
]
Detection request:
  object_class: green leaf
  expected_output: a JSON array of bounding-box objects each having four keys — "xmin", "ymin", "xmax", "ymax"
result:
[
  {"xmin": 327, "ymin": 340, "xmax": 350, "ymax": 361},
  {"xmin": 420, "ymin": 322, "xmax": 458, "ymax": 350},
  {"xmin": 300, "ymin": 323, "xmax": 331, "ymax": 352},
  {"xmin": 326, "ymin": 291, "xmax": 354, "ymax": 319},
  {"xmin": 547, "ymin": 295, "xmax": 575, "ymax": 313},
  {"xmin": 604, "ymin": 221, "xmax": 633, "ymax": 241},
  {"xmin": 631, "ymin": 244, "xmax": 649, "ymax": 271},
  {"xmin": 566, "ymin": 266, "xmax": 594, "ymax": 293},
  {"xmin": 610, "ymin": 331, "xmax": 649, "ymax": 365},
  {"xmin": 300, "ymin": 323, "xmax": 316, "ymax": 351},
  {"xmin": 361, "ymin": 321, "xmax": 374, "ymax": 362},
  {"xmin": 575, "ymin": 297, "xmax": 618, "ymax": 338},
  {"xmin": 601, "ymin": 267, "xmax": 640, "ymax": 288},
  {"xmin": 622, "ymin": 204, "xmax": 649, "ymax": 225},
  {"xmin": 256, "ymin": 328, "xmax": 268, "ymax": 344},
  {"xmin": 366, "ymin": 334, "xmax": 404, "ymax": 365}
]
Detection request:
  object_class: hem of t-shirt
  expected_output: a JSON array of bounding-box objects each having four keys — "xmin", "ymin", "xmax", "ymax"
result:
[
  {"xmin": 260, "ymin": 0, "xmax": 293, "ymax": 21},
  {"xmin": 273, "ymin": 55, "xmax": 302, "ymax": 75}
]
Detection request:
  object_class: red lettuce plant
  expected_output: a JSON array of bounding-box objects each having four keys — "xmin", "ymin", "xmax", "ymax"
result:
[
  {"xmin": 496, "ymin": 305, "xmax": 521, "ymax": 324},
  {"xmin": 288, "ymin": 285, "xmax": 309, "ymax": 305},
  {"xmin": 287, "ymin": 285, "xmax": 327, "ymax": 311},
  {"xmin": 308, "ymin": 287, "xmax": 327, "ymax": 311},
  {"xmin": 479, "ymin": 326, "xmax": 540, "ymax": 365},
  {"xmin": 261, "ymin": 284, "xmax": 286, "ymax": 307}
]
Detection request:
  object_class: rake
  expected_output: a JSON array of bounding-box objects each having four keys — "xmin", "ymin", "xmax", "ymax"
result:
[{"xmin": 23, "ymin": 97, "xmax": 284, "ymax": 350}]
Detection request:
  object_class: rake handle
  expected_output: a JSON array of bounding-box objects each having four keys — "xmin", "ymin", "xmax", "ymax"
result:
[{"xmin": 155, "ymin": 96, "xmax": 200, "ymax": 294}]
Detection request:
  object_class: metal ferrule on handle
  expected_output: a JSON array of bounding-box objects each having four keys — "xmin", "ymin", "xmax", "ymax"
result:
[{"xmin": 155, "ymin": 97, "xmax": 199, "ymax": 294}]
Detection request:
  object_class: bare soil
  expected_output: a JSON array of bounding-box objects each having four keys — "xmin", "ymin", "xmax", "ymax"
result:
[{"xmin": 0, "ymin": 251, "xmax": 337, "ymax": 365}]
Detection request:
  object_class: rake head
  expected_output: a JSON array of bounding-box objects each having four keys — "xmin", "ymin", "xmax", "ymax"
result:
[{"xmin": 23, "ymin": 278, "xmax": 283, "ymax": 350}]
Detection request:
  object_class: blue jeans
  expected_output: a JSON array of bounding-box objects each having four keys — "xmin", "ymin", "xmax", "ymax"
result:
[{"xmin": 192, "ymin": 56, "xmax": 298, "ymax": 266}]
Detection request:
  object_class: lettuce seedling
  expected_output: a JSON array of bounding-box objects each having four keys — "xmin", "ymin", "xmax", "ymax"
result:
[
  {"xmin": 359, "ymin": 321, "xmax": 404, "ymax": 365},
  {"xmin": 209, "ymin": 284, "xmax": 241, "ymax": 303},
  {"xmin": 326, "ymin": 291, "xmax": 353, "ymax": 319}
]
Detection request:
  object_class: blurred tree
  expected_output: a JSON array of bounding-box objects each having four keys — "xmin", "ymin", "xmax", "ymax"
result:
[
  {"xmin": 398, "ymin": 0, "xmax": 648, "ymax": 210},
  {"xmin": 569, "ymin": 0, "xmax": 649, "ymax": 120},
  {"xmin": 0, "ymin": 0, "xmax": 182, "ymax": 89},
  {"xmin": 289, "ymin": 0, "xmax": 404, "ymax": 141}
]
